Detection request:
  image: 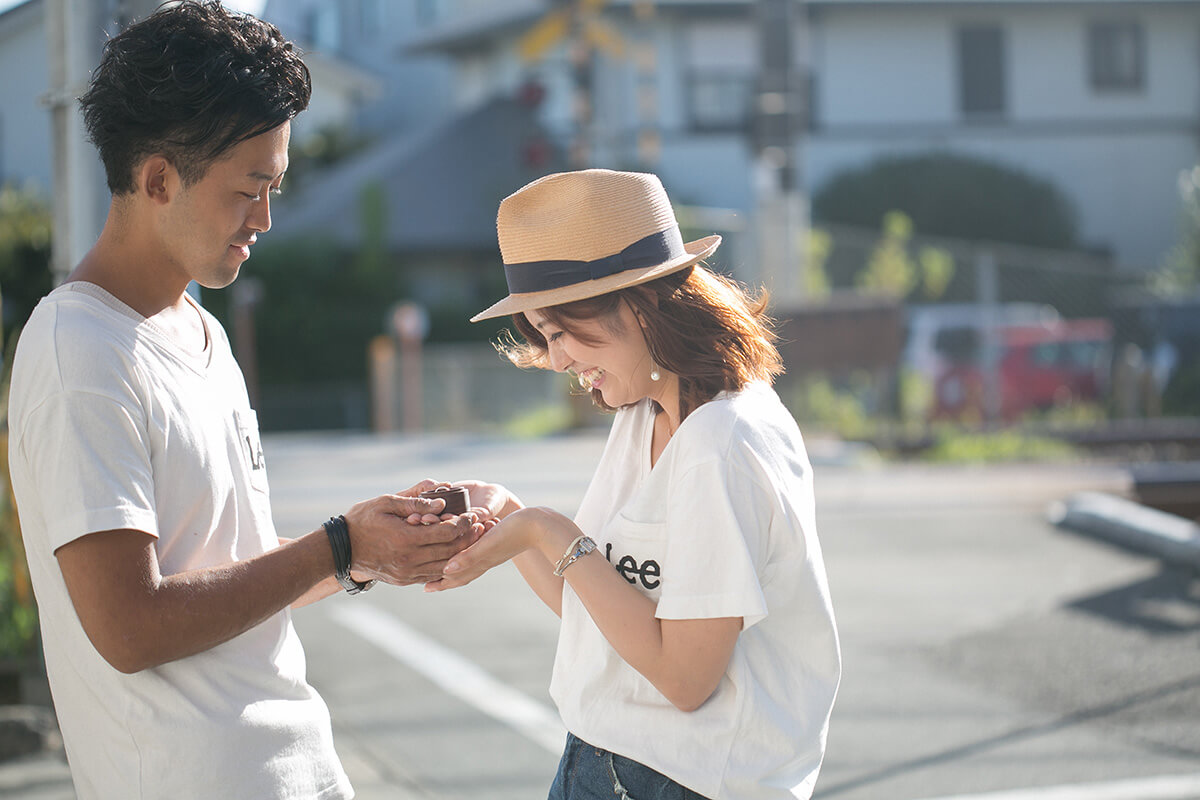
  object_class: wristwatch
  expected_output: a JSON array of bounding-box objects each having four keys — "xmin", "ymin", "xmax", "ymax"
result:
[
  {"xmin": 553, "ymin": 535, "xmax": 597, "ymax": 577},
  {"xmin": 323, "ymin": 515, "xmax": 377, "ymax": 594}
]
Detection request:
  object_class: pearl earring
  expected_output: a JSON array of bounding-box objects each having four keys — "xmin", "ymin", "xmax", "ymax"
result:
[{"xmin": 650, "ymin": 366, "xmax": 661, "ymax": 381}]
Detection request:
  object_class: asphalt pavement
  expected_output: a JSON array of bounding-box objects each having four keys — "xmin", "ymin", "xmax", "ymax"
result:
[{"xmin": 4, "ymin": 430, "xmax": 1199, "ymax": 800}]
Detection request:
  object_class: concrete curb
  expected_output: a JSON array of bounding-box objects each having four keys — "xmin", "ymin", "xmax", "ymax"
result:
[{"xmin": 1048, "ymin": 491, "xmax": 1200, "ymax": 571}]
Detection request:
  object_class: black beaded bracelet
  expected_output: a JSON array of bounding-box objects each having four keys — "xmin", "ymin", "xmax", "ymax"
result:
[{"xmin": 323, "ymin": 515, "xmax": 376, "ymax": 595}]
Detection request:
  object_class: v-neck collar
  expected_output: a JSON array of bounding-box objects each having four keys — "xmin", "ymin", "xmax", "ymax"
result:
[{"xmin": 57, "ymin": 282, "xmax": 214, "ymax": 373}]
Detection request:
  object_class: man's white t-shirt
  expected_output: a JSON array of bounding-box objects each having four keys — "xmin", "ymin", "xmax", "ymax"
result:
[
  {"xmin": 550, "ymin": 382, "xmax": 841, "ymax": 800},
  {"xmin": 8, "ymin": 283, "xmax": 352, "ymax": 800}
]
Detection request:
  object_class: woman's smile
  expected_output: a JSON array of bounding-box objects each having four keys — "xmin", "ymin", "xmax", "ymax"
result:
[
  {"xmin": 526, "ymin": 303, "xmax": 666, "ymax": 412},
  {"xmin": 577, "ymin": 368, "xmax": 605, "ymax": 390}
]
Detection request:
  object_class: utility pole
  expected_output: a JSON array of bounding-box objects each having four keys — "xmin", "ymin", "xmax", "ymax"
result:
[
  {"xmin": 519, "ymin": 0, "xmax": 629, "ymax": 169},
  {"xmin": 46, "ymin": 0, "xmax": 102, "ymax": 285},
  {"xmin": 632, "ymin": 0, "xmax": 659, "ymax": 167},
  {"xmin": 751, "ymin": 0, "xmax": 808, "ymax": 308},
  {"xmin": 565, "ymin": 0, "xmax": 594, "ymax": 168},
  {"xmin": 46, "ymin": 0, "xmax": 160, "ymax": 285}
]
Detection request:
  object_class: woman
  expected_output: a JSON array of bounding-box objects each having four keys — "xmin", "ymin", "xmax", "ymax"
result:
[{"xmin": 430, "ymin": 169, "xmax": 840, "ymax": 800}]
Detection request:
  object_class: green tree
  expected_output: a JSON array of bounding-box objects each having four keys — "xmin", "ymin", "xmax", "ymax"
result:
[
  {"xmin": 803, "ymin": 228, "xmax": 833, "ymax": 299},
  {"xmin": 1153, "ymin": 165, "xmax": 1200, "ymax": 295},
  {"xmin": 0, "ymin": 183, "xmax": 50, "ymax": 663},
  {"xmin": 202, "ymin": 184, "xmax": 400, "ymax": 387},
  {"xmin": 858, "ymin": 211, "xmax": 917, "ymax": 296},
  {"xmin": 856, "ymin": 211, "xmax": 956, "ymax": 300},
  {"xmin": 0, "ymin": 185, "xmax": 53, "ymax": 348}
]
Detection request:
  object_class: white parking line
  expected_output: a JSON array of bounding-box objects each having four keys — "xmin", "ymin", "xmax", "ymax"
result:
[
  {"xmin": 329, "ymin": 602, "xmax": 567, "ymax": 754},
  {"xmin": 914, "ymin": 772, "xmax": 1200, "ymax": 800}
]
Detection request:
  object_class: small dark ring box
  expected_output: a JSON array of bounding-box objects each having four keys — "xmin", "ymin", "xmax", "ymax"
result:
[{"xmin": 419, "ymin": 486, "xmax": 469, "ymax": 515}]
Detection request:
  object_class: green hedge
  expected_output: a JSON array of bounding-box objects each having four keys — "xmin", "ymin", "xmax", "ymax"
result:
[
  {"xmin": 813, "ymin": 152, "xmax": 1079, "ymax": 249},
  {"xmin": 201, "ymin": 236, "xmax": 399, "ymax": 385}
]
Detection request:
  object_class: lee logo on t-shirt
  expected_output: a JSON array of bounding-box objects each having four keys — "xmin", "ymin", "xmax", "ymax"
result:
[
  {"xmin": 234, "ymin": 410, "xmax": 266, "ymax": 474},
  {"xmin": 603, "ymin": 542, "xmax": 661, "ymax": 590},
  {"xmin": 245, "ymin": 435, "xmax": 265, "ymax": 471}
]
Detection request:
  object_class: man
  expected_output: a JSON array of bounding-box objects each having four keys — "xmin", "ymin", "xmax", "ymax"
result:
[{"xmin": 7, "ymin": 3, "xmax": 480, "ymax": 798}]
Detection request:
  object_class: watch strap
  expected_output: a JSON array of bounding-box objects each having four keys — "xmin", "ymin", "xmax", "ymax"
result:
[{"xmin": 553, "ymin": 535, "xmax": 597, "ymax": 577}]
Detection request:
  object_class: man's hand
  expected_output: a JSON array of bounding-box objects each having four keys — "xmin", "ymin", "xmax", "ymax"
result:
[
  {"xmin": 343, "ymin": 483, "xmax": 484, "ymax": 586},
  {"xmin": 393, "ymin": 478, "xmax": 456, "ymax": 525}
]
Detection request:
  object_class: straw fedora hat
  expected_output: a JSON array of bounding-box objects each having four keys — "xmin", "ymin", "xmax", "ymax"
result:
[{"xmin": 470, "ymin": 169, "xmax": 721, "ymax": 322}]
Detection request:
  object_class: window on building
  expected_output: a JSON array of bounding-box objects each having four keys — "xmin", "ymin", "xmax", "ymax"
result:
[
  {"xmin": 957, "ymin": 25, "xmax": 1006, "ymax": 117},
  {"xmin": 1088, "ymin": 20, "xmax": 1144, "ymax": 91},
  {"xmin": 686, "ymin": 71, "xmax": 753, "ymax": 132},
  {"xmin": 683, "ymin": 24, "xmax": 755, "ymax": 133}
]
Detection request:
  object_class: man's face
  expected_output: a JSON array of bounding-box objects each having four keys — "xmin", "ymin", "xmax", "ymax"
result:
[{"xmin": 161, "ymin": 121, "xmax": 290, "ymax": 290}]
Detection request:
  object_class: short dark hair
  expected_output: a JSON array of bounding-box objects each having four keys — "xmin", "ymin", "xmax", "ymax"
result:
[
  {"xmin": 80, "ymin": 1, "xmax": 311, "ymax": 195},
  {"xmin": 503, "ymin": 266, "xmax": 784, "ymax": 420}
]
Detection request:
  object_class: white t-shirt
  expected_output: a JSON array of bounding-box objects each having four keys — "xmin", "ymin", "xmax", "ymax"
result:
[
  {"xmin": 550, "ymin": 382, "xmax": 841, "ymax": 800},
  {"xmin": 8, "ymin": 283, "xmax": 352, "ymax": 800}
]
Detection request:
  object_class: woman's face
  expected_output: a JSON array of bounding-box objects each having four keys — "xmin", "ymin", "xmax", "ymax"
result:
[{"xmin": 525, "ymin": 301, "xmax": 660, "ymax": 409}]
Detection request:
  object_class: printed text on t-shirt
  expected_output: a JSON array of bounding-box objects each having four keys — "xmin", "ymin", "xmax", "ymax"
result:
[{"xmin": 603, "ymin": 542, "xmax": 661, "ymax": 589}]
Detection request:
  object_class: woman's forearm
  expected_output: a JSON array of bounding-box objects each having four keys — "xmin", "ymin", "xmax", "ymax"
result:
[
  {"xmin": 512, "ymin": 549, "xmax": 564, "ymax": 616},
  {"xmin": 436, "ymin": 504, "xmax": 739, "ymax": 709},
  {"xmin": 529, "ymin": 510, "xmax": 740, "ymax": 711},
  {"xmin": 497, "ymin": 493, "xmax": 566, "ymax": 615}
]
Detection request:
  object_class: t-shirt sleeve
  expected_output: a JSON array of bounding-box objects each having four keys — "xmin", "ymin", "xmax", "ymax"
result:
[
  {"xmin": 655, "ymin": 457, "xmax": 771, "ymax": 629},
  {"xmin": 16, "ymin": 389, "xmax": 158, "ymax": 553}
]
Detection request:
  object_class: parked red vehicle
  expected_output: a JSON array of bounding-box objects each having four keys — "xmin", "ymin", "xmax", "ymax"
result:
[{"xmin": 933, "ymin": 318, "xmax": 1113, "ymax": 422}]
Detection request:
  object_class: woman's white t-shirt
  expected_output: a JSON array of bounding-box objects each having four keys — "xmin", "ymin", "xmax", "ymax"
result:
[{"xmin": 550, "ymin": 382, "xmax": 841, "ymax": 800}]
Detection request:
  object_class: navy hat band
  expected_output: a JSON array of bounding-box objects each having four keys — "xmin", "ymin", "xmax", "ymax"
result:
[{"xmin": 503, "ymin": 226, "xmax": 686, "ymax": 295}]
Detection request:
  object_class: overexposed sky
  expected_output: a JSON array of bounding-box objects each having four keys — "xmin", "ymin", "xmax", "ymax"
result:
[{"xmin": 0, "ymin": 0, "xmax": 267, "ymax": 17}]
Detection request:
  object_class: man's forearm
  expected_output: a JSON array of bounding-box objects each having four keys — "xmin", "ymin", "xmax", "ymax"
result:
[
  {"xmin": 283, "ymin": 534, "xmax": 362, "ymax": 608},
  {"xmin": 127, "ymin": 531, "xmax": 337, "ymax": 671},
  {"xmin": 58, "ymin": 528, "xmax": 335, "ymax": 674},
  {"xmin": 293, "ymin": 574, "xmax": 343, "ymax": 608},
  {"xmin": 59, "ymin": 490, "xmax": 480, "ymax": 674}
]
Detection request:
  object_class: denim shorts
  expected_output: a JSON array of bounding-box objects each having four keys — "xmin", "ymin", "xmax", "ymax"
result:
[{"xmin": 548, "ymin": 732, "xmax": 712, "ymax": 800}]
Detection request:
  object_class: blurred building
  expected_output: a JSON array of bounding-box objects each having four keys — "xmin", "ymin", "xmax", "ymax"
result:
[
  {"xmin": 0, "ymin": 0, "xmax": 51, "ymax": 195},
  {"xmin": 397, "ymin": 0, "xmax": 1199, "ymax": 274},
  {"xmin": 254, "ymin": 0, "xmax": 566, "ymax": 314},
  {"xmin": 260, "ymin": 0, "xmax": 453, "ymax": 141},
  {"xmin": 4, "ymin": 0, "xmax": 1196, "ymax": 275},
  {"xmin": 0, "ymin": 0, "xmax": 379, "ymax": 201},
  {"xmin": 265, "ymin": 91, "xmax": 565, "ymax": 311}
]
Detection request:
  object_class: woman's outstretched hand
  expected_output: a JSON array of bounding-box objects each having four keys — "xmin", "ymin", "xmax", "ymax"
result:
[
  {"xmin": 450, "ymin": 479, "xmax": 520, "ymax": 523},
  {"xmin": 398, "ymin": 479, "xmax": 520, "ymax": 526},
  {"xmin": 424, "ymin": 506, "xmax": 565, "ymax": 592}
]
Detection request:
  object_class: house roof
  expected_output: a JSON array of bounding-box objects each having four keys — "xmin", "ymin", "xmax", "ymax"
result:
[
  {"xmin": 405, "ymin": 4, "xmax": 543, "ymax": 56},
  {"xmin": 269, "ymin": 94, "xmax": 565, "ymax": 252},
  {"xmin": 0, "ymin": 0, "xmax": 40, "ymax": 41},
  {"xmin": 301, "ymin": 49, "xmax": 383, "ymax": 100}
]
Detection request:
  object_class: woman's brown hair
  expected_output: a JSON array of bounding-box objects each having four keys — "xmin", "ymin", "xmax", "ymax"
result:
[{"xmin": 500, "ymin": 265, "xmax": 783, "ymax": 420}]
